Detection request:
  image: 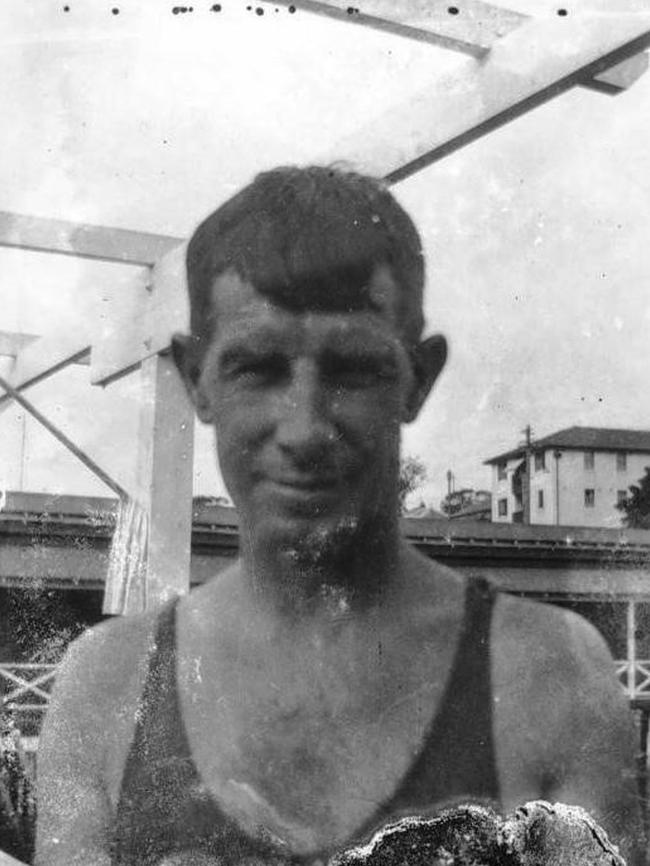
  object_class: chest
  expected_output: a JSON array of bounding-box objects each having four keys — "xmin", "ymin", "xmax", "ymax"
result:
[{"xmin": 177, "ymin": 621, "xmax": 467, "ymax": 850}]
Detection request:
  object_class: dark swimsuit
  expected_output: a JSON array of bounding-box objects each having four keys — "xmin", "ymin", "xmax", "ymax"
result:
[{"xmin": 111, "ymin": 578, "xmax": 499, "ymax": 865}]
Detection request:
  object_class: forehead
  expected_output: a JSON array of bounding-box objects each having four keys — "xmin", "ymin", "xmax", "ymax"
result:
[{"xmin": 207, "ymin": 267, "xmax": 404, "ymax": 348}]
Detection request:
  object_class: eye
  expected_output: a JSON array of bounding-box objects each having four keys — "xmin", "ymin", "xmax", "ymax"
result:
[{"xmin": 224, "ymin": 353, "xmax": 288, "ymax": 385}]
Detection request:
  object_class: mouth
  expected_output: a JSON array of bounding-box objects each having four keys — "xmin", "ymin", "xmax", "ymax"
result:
[
  {"xmin": 263, "ymin": 474, "xmax": 340, "ymax": 510},
  {"xmin": 268, "ymin": 475, "xmax": 338, "ymax": 494}
]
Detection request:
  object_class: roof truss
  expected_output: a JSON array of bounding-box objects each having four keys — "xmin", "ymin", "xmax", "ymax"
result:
[
  {"xmin": 1, "ymin": 1, "xmax": 649, "ymax": 612},
  {"xmin": 309, "ymin": 2, "xmax": 650, "ymax": 179}
]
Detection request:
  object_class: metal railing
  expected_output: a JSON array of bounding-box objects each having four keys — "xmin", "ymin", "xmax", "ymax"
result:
[
  {"xmin": 0, "ymin": 663, "xmax": 57, "ymax": 724},
  {"xmin": 2, "ymin": 659, "xmax": 650, "ymax": 730},
  {"xmin": 616, "ymin": 660, "xmax": 650, "ymax": 700}
]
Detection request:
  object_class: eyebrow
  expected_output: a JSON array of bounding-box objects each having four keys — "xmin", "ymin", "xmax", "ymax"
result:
[
  {"xmin": 215, "ymin": 321, "xmax": 402, "ymax": 368},
  {"xmin": 216, "ymin": 327, "xmax": 284, "ymax": 356}
]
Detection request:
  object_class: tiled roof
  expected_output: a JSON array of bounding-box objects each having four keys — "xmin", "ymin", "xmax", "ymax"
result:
[{"xmin": 485, "ymin": 426, "xmax": 650, "ymax": 464}]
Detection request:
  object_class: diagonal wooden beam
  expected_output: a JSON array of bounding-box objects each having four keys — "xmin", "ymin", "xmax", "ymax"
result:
[
  {"xmin": 286, "ymin": 1, "xmax": 648, "ymax": 96},
  {"xmin": 0, "ymin": 212, "xmax": 182, "ymax": 267},
  {"xmin": 266, "ymin": 0, "xmax": 526, "ymax": 57},
  {"xmin": 319, "ymin": 12, "xmax": 650, "ymax": 182},
  {"xmin": 0, "ymin": 330, "xmax": 91, "ymax": 365},
  {"xmin": 0, "ymin": 374, "xmax": 129, "ymax": 499},
  {"xmin": 0, "ymin": 334, "xmax": 91, "ymax": 411},
  {"xmin": 0, "ymin": 268, "xmax": 150, "ymax": 409}
]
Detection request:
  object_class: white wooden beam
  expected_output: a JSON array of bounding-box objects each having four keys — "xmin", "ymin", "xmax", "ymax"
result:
[
  {"xmin": 266, "ymin": 0, "xmax": 526, "ymax": 57},
  {"xmin": 137, "ymin": 354, "xmax": 194, "ymax": 610},
  {"xmin": 103, "ymin": 354, "xmax": 194, "ymax": 615},
  {"xmin": 280, "ymin": 0, "xmax": 648, "ymax": 94},
  {"xmin": 319, "ymin": 11, "xmax": 650, "ymax": 182},
  {"xmin": 0, "ymin": 212, "xmax": 182, "ymax": 266},
  {"xmin": 90, "ymin": 243, "xmax": 188, "ymax": 386},
  {"xmin": 627, "ymin": 600, "xmax": 637, "ymax": 697}
]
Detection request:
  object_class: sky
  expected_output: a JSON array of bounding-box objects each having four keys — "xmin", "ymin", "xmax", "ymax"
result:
[{"xmin": 1, "ymin": 0, "xmax": 649, "ymax": 509}]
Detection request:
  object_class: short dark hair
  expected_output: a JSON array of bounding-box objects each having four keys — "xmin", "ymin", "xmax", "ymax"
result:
[{"xmin": 186, "ymin": 165, "xmax": 425, "ymax": 346}]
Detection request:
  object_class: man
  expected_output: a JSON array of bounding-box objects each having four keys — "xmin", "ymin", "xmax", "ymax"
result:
[{"xmin": 36, "ymin": 166, "xmax": 643, "ymax": 865}]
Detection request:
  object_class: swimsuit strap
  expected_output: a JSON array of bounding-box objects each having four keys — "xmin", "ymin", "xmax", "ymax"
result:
[
  {"xmin": 361, "ymin": 576, "xmax": 500, "ymax": 833},
  {"xmin": 113, "ymin": 599, "xmax": 280, "ymax": 866},
  {"xmin": 112, "ymin": 598, "xmax": 194, "ymax": 864}
]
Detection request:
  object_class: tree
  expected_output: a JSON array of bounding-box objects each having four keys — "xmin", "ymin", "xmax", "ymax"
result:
[
  {"xmin": 398, "ymin": 456, "xmax": 428, "ymax": 511},
  {"xmin": 0, "ymin": 713, "xmax": 35, "ymax": 863},
  {"xmin": 616, "ymin": 466, "xmax": 650, "ymax": 529}
]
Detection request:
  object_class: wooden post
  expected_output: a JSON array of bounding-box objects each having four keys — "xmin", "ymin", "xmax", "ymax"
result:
[
  {"xmin": 628, "ymin": 600, "xmax": 637, "ymax": 699},
  {"xmin": 134, "ymin": 353, "xmax": 194, "ymax": 611}
]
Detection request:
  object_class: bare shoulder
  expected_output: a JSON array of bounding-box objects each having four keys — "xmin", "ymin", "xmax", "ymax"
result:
[
  {"xmin": 40, "ymin": 603, "xmax": 162, "ymax": 784},
  {"xmin": 491, "ymin": 592, "xmax": 630, "ymax": 741},
  {"xmin": 53, "ymin": 605, "xmax": 159, "ymax": 712},
  {"xmin": 492, "ymin": 592, "xmax": 620, "ymax": 693},
  {"xmin": 490, "ymin": 591, "xmax": 639, "ymax": 847},
  {"xmin": 36, "ymin": 606, "xmax": 168, "ymax": 863}
]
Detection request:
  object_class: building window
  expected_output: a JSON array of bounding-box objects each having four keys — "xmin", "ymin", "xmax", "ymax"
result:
[
  {"xmin": 617, "ymin": 490, "xmax": 627, "ymax": 507},
  {"xmin": 498, "ymin": 498, "xmax": 508, "ymax": 517},
  {"xmin": 584, "ymin": 451, "xmax": 595, "ymax": 470},
  {"xmin": 497, "ymin": 462, "xmax": 507, "ymax": 480},
  {"xmin": 537, "ymin": 490, "xmax": 544, "ymax": 509},
  {"xmin": 616, "ymin": 452, "xmax": 627, "ymax": 472},
  {"xmin": 584, "ymin": 489, "xmax": 595, "ymax": 508},
  {"xmin": 534, "ymin": 451, "xmax": 545, "ymax": 471}
]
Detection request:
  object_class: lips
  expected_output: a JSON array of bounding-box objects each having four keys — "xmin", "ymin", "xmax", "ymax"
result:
[
  {"xmin": 262, "ymin": 474, "xmax": 340, "ymax": 512},
  {"xmin": 270, "ymin": 474, "xmax": 337, "ymax": 491}
]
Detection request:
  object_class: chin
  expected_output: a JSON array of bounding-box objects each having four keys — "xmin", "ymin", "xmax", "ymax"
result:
[{"xmin": 259, "ymin": 510, "xmax": 362, "ymax": 565}]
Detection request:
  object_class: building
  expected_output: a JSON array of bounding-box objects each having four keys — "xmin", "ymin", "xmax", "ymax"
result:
[
  {"xmin": 440, "ymin": 489, "xmax": 492, "ymax": 522},
  {"xmin": 486, "ymin": 427, "xmax": 650, "ymax": 529}
]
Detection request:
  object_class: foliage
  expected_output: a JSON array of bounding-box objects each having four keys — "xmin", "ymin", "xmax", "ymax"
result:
[
  {"xmin": 616, "ymin": 466, "xmax": 650, "ymax": 529},
  {"xmin": 398, "ymin": 456, "xmax": 428, "ymax": 511},
  {"xmin": 0, "ymin": 714, "xmax": 35, "ymax": 863}
]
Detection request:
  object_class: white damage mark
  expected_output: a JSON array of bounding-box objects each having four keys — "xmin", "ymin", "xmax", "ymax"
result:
[{"xmin": 330, "ymin": 800, "xmax": 626, "ymax": 866}]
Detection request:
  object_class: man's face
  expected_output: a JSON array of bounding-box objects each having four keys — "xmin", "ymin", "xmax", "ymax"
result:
[{"xmin": 191, "ymin": 267, "xmax": 417, "ymax": 552}]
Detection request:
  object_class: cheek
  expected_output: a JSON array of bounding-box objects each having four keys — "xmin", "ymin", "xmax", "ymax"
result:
[
  {"xmin": 333, "ymin": 387, "xmax": 403, "ymax": 440},
  {"xmin": 211, "ymin": 388, "xmax": 274, "ymax": 439},
  {"xmin": 211, "ymin": 396, "xmax": 273, "ymax": 479}
]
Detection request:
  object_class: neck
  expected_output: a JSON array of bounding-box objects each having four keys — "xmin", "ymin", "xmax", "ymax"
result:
[{"xmin": 239, "ymin": 508, "xmax": 402, "ymax": 622}]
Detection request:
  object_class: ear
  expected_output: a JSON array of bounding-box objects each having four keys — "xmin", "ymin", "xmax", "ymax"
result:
[
  {"xmin": 402, "ymin": 334, "xmax": 447, "ymax": 423},
  {"xmin": 171, "ymin": 333, "xmax": 214, "ymax": 423}
]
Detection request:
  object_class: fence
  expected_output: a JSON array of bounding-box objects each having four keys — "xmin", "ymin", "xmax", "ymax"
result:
[{"xmin": 0, "ymin": 664, "xmax": 57, "ymax": 738}]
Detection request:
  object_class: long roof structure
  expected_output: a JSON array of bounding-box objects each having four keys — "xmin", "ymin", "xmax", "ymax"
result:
[
  {"xmin": 2, "ymin": 491, "xmax": 650, "ymax": 600},
  {"xmin": 485, "ymin": 426, "xmax": 650, "ymax": 465}
]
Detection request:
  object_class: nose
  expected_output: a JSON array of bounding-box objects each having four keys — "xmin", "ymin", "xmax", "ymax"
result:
[{"xmin": 275, "ymin": 360, "xmax": 336, "ymax": 465}]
